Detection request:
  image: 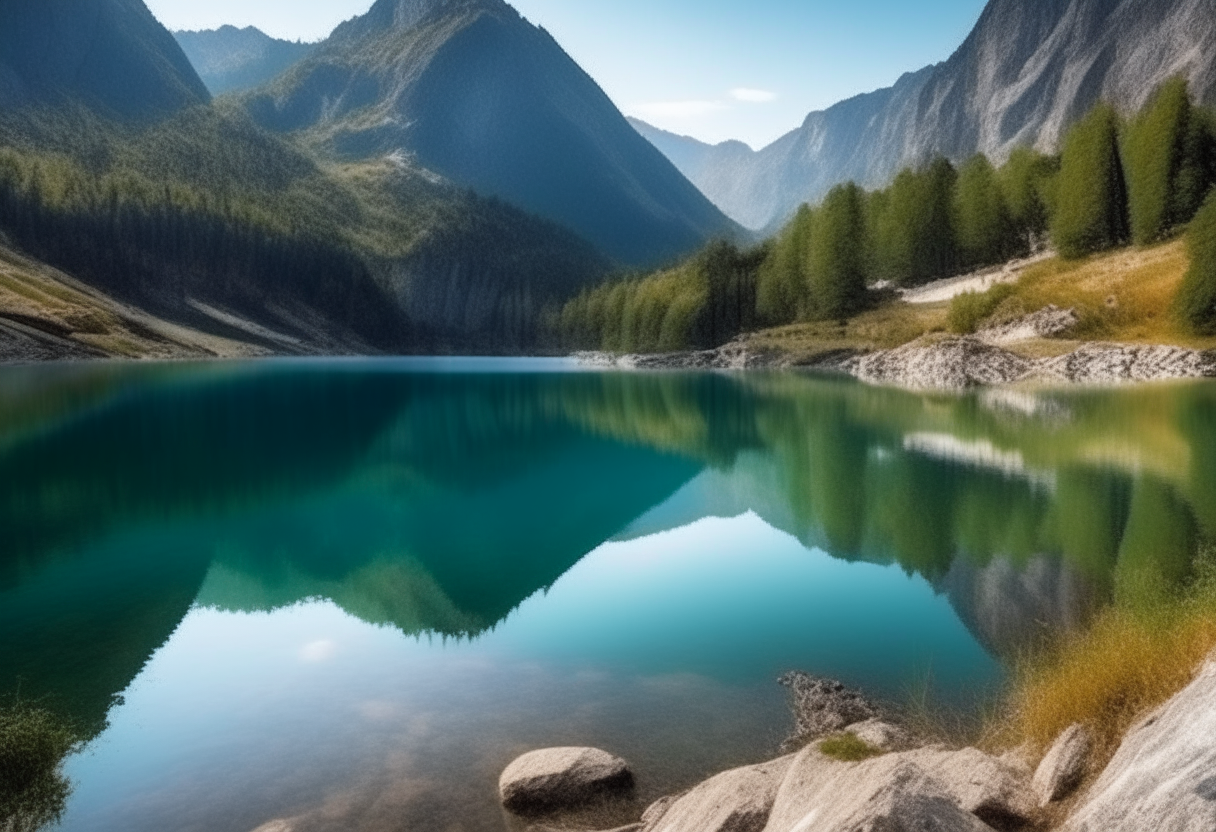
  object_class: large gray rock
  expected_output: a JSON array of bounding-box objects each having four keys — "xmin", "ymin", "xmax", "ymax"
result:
[
  {"xmin": 848, "ymin": 719, "xmax": 916, "ymax": 753},
  {"xmin": 761, "ymin": 746, "xmax": 997, "ymax": 832},
  {"xmin": 641, "ymin": 756, "xmax": 795, "ymax": 832},
  {"xmin": 1033, "ymin": 724, "xmax": 1092, "ymax": 805},
  {"xmin": 779, "ymin": 673, "xmax": 879, "ymax": 744},
  {"xmin": 909, "ymin": 747, "xmax": 1036, "ymax": 829},
  {"xmin": 500, "ymin": 747, "xmax": 633, "ymax": 813},
  {"xmin": 1065, "ymin": 655, "xmax": 1216, "ymax": 832}
]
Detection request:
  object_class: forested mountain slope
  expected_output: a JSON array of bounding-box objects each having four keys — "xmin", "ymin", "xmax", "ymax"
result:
[
  {"xmin": 0, "ymin": 0, "xmax": 612, "ymax": 354},
  {"xmin": 174, "ymin": 26, "xmax": 316, "ymax": 96},
  {"xmin": 242, "ymin": 0, "xmax": 742, "ymax": 267},
  {"xmin": 636, "ymin": 0, "xmax": 1216, "ymax": 231}
]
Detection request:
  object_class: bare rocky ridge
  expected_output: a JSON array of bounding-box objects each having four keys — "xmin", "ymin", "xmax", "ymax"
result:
[{"xmin": 634, "ymin": 0, "xmax": 1216, "ymax": 230}]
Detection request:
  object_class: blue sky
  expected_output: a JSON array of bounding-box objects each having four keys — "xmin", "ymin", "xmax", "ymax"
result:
[{"xmin": 145, "ymin": 0, "xmax": 988, "ymax": 149}]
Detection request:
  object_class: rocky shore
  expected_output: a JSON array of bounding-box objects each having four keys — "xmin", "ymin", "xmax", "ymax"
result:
[
  {"xmin": 576, "ymin": 307, "xmax": 1216, "ymax": 391},
  {"xmin": 499, "ymin": 651, "xmax": 1216, "ymax": 832}
]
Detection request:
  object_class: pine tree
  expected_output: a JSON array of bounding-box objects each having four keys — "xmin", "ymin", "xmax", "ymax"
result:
[
  {"xmin": 955, "ymin": 154, "xmax": 1015, "ymax": 268},
  {"xmin": 1123, "ymin": 78, "xmax": 1211, "ymax": 245},
  {"xmin": 999, "ymin": 146, "xmax": 1058, "ymax": 250},
  {"xmin": 1052, "ymin": 103, "xmax": 1129, "ymax": 258},
  {"xmin": 807, "ymin": 182, "xmax": 868, "ymax": 320}
]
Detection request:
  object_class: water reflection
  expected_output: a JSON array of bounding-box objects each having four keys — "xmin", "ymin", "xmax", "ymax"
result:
[{"xmin": 1, "ymin": 360, "xmax": 1214, "ymax": 831}]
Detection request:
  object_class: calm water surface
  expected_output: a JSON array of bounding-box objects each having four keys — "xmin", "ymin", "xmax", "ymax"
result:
[{"xmin": 3, "ymin": 359, "xmax": 1215, "ymax": 832}]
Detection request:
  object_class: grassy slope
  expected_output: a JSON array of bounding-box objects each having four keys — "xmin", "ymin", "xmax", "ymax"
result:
[{"xmin": 736, "ymin": 238, "xmax": 1203, "ymax": 360}]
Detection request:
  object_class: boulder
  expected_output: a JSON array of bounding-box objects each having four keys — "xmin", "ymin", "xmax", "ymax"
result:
[
  {"xmin": 908, "ymin": 747, "xmax": 1035, "ymax": 829},
  {"xmin": 779, "ymin": 673, "xmax": 878, "ymax": 744},
  {"xmin": 848, "ymin": 719, "xmax": 915, "ymax": 752},
  {"xmin": 500, "ymin": 747, "xmax": 633, "ymax": 813},
  {"xmin": 761, "ymin": 746, "xmax": 996, "ymax": 832},
  {"xmin": 1065, "ymin": 654, "xmax": 1216, "ymax": 832},
  {"xmin": 1032, "ymin": 724, "xmax": 1092, "ymax": 805},
  {"xmin": 641, "ymin": 756, "xmax": 795, "ymax": 832}
]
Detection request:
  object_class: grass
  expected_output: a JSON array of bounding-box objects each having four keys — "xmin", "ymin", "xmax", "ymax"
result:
[
  {"xmin": 990, "ymin": 550, "xmax": 1216, "ymax": 766},
  {"xmin": 948, "ymin": 284, "xmax": 1016, "ymax": 334},
  {"xmin": 0, "ymin": 701, "xmax": 80, "ymax": 832},
  {"xmin": 819, "ymin": 732, "xmax": 885, "ymax": 762}
]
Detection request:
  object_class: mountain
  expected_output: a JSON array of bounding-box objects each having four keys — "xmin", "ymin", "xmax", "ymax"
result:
[
  {"xmin": 242, "ymin": 0, "xmax": 742, "ymax": 267},
  {"xmin": 174, "ymin": 26, "xmax": 316, "ymax": 96},
  {"xmin": 0, "ymin": 0, "xmax": 210, "ymax": 121},
  {"xmin": 635, "ymin": 0, "xmax": 1216, "ymax": 232}
]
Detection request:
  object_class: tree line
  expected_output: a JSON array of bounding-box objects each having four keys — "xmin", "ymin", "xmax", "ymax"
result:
[{"xmin": 559, "ymin": 78, "xmax": 1216, "ymax": 352}]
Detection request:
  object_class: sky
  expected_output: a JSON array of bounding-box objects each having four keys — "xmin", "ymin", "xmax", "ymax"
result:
[{"xmin": 144, "ymin": 0, "xmax": 988, "ymax": 149}]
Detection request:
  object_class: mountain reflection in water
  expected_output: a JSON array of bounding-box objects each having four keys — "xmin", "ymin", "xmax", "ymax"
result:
[{"xmin": 2, "ymin": 359, "xmax": 1214, "ymax": 832}]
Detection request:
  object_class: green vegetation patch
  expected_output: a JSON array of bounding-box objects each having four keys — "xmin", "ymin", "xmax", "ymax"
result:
[
  {"xmin": 947, "ymin": 283, "xmax": 1016, "ymax": 334},
  {"xmin": 1175, "ymin": 194, "xmax": 1216, "ymax": 335},
  {"xmin": 818, "ymin": 732, "xmax": 884, "ymax": 762},
  {"xmin": 0, "ymin": 702, "xmax": 80, "ymax": 832}
]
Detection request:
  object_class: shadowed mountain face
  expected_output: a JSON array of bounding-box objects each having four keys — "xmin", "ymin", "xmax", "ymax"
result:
[
  {"xmin": 174, "ymin": 26, "xmax": 315, "ymax": 96},
  {"xmin": 0, "ymin": 0, "xmax": 210, "ymax": 121},
  {"xmin": 635, "ymin": 0, "xmax": 1216, "ymax": 231},
  {"xmin": 243, "ymin": 0, "xmax": 741, "ymax": 267}
]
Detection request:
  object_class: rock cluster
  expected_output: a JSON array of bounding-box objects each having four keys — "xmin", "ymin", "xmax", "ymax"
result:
[{"xmin": 778, "ymin": 672, "xmax": 879, "ymax": 746}]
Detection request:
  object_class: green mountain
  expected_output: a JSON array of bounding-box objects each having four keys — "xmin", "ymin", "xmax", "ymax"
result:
[
  {"xmin": 174, "ymin": 26, "xmax": 316, "ymax": 96},
  {"xmin": 243, "ymin": 0, "xmax": 743, "ymax": 267},
  {"xmin": 0, "ymin": 0, "xmax": 210, "ymax": 121},
  {"xmin": 0, "ymin": 0, "xmax": 612, "ymax": 353}
]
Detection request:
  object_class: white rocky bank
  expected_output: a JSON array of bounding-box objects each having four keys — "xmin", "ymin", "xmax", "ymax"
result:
[{"xmin": 501, "ymin": 651, "xmax": 1216, "ymax": 832}]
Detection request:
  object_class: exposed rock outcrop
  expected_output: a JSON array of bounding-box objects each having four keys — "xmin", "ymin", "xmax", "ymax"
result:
[
  {"xmin": 844, "ymin": 338, "xmax": 1036, "ymax": 390},
  {"xmin": 499, "ymin": 747, "xmax": 633, "ymax": 813},
  {"xmin": 1064, "ymin": 654, "xmax": 1216, "ymax": 832},
  {"xmin": 779, "ymin": 673, "xmax": 879, "ymax": 746},
  {"xmin": 977, "ymin": 306, "xmax": 1079, "ymax": 345},
  {"xmin": 1033, "ymin": 724, "xmax": 1092, "ymax": 806}
]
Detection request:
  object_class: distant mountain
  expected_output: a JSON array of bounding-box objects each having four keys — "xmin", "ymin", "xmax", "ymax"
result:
[
  {"xmin": 174, "ymin": 26, "xmax": 315, "ymax": 96},
  {"xmin": 242, "ymin": 0, "xmax": 742, "ymax": 267},
  {"xmin": 0, "ymin": 0, "xmax": 210, "ymax": 121},
  {"xmin": 635, "ymin": 0, "xmax": 1216, "ymax": 232}
]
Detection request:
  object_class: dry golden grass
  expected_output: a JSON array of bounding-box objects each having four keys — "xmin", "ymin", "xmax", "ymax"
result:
[
  {"xmin": 742, "ymin": 300, "xmax": 949, "ymax": 359},
  {"xmin": 993, "ymin": 561, "xmax": 1216, "ymax": 766},
  {"xmin": 1002, "ymin": 238, "xmax": 1205, "ymax": 346}
]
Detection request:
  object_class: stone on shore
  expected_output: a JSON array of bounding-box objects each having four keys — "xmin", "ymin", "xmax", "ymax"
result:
[
  {"xmin": 761, "ymin": 746, "xmax": 996, "ymax": 832},
  {"xmin": 847, "ymin": 719, "xmax": 915, "ymax": 752},
  {"xmin": 500, "ymin": 747, "xmax": 633, "ymax": 813},
  {"xmin": 1032, "ymin": 724, "xmax": 1092, "ymax": 805},
  {"xmin": 779, "ymin": 673, "xmax": 878, "ymax": 744},
  {"xmin": 1064, "ymin": 653, "xmax": 1216, "ymax": 832},
  {"xmin": 640, "ymin": 755, "xmax": 795, "ymax": 832}
]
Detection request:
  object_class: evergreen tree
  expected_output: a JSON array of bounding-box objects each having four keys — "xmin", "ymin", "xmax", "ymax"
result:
[
  {"xmin": 807, "ymin": 182, "xmax": 868, "ymax": 320},
  {"xmin": 920, "ymin": 157, "xmax": 959, "ymax": 280},
  {"xmin": 870, "ymin": 168, "xmax": 921, "ymax": 284},
  {"xmin": 998, "ymin": 147, "xmax": 1058, "ymax": 250},
  {"xmin": 1174, "ymin": 193, "xmax": 1216, "ymax": 334},
  {"xmin": 955, "ymin": 153, "xmax": 1015, "ymax": 268},
  {"xmin": 1051, "ymin": 103, "xmax": 1129, "ymax": 258},
  {"xmin": 757, "ymin": 204, "xmax": 813, "ymax": 324},
  {"xmin": 1123, "ymin": 78, "xmax": 1214, "ymax": 245}
]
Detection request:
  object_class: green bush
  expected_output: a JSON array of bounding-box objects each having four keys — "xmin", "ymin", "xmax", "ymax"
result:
[
  {"xmin": 0, "ymin": 703, "xmax": 80, "ymax": 832},
  {"xmin": 947, "ymin": 283, "xmax": 1016, "ymax": 334},
  {"xmin": 818, "ymin": 732, "xmax": 884, "ymax": 762},
  {"xmin": 1052, "ymin": 103, "xmax": 1129, "ymax": 258},
  {"xmin": 1174, "ymin": 194, "xmax": 1216, "ymax": 334}
]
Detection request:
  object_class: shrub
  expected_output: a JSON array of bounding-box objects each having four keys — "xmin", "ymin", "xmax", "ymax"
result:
[
  {"xmin": 0, "ymin": 702, "xmax": 80, "ymax": 832},
  {"xmin": 947, "ymin": 283, "xmax": 1016, "ymax": 334},
  {"xmin": 1174, "ymin": 193, "xmax": 1216, "ymax": 334}
]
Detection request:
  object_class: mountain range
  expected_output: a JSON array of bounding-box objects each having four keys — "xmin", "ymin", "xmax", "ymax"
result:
[
  {"xmin": 239, "ymin": 0, "xmax": 740, "ymax": 266},
  {"xmin": 634, "ymin": 0, "xmax": 1216, "ymax": 231},
  {"xmin": 174, "ymin": 25, "xmax": 315, "ymax": 96}
]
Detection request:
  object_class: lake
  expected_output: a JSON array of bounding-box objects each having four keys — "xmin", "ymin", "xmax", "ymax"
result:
[{"xmin": 2, "ymin": 359, "xmax": 1213, "ymax": 832}]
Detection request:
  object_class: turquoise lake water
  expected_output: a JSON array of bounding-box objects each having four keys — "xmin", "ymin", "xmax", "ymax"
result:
[{"xmin": 3, "ymin": 359, "xmax": 1214, "ymax": 831}]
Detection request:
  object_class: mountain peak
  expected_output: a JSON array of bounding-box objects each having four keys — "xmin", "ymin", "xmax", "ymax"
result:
[{"xmin": 333, "ymin": 0, "xmax": 508, "ymax": 40}]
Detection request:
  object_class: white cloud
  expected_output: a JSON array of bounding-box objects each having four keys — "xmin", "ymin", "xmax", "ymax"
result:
[
  {"xmin": 630, "ymin": 100, "xmax": 730, "ymax": 120},
  {"xmin": 730, "ymin": 88, "xmax": 778, "ymax": 103},
  {"xmin": 299, "ymin": 639, "xmax": 337, "ymax": 663}
]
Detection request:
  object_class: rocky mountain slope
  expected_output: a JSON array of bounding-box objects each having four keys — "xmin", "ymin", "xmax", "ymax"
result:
[
  {"xmin": 243, "ymin": 0, "xmax": 741, "ymax": 267},
  {"xmin": 636, "ymin": 0, "xmax": 1216, "ymax": 231},
  {"xmin": 0, "ymin": 0, "xmax": 210, "ymax": 121},
  {"xmin": 174, "ymin": 26, "xmax": 315, "ymax": 96}
]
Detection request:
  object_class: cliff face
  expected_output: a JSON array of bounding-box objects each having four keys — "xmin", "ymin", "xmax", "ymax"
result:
[
  {"xmin": 244, "ymin": 0, "xmax": 742, "ymax": 267},
  {"xmin": 636, "ymin": 0, "xmax": 1216, "ymax": 231}
]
